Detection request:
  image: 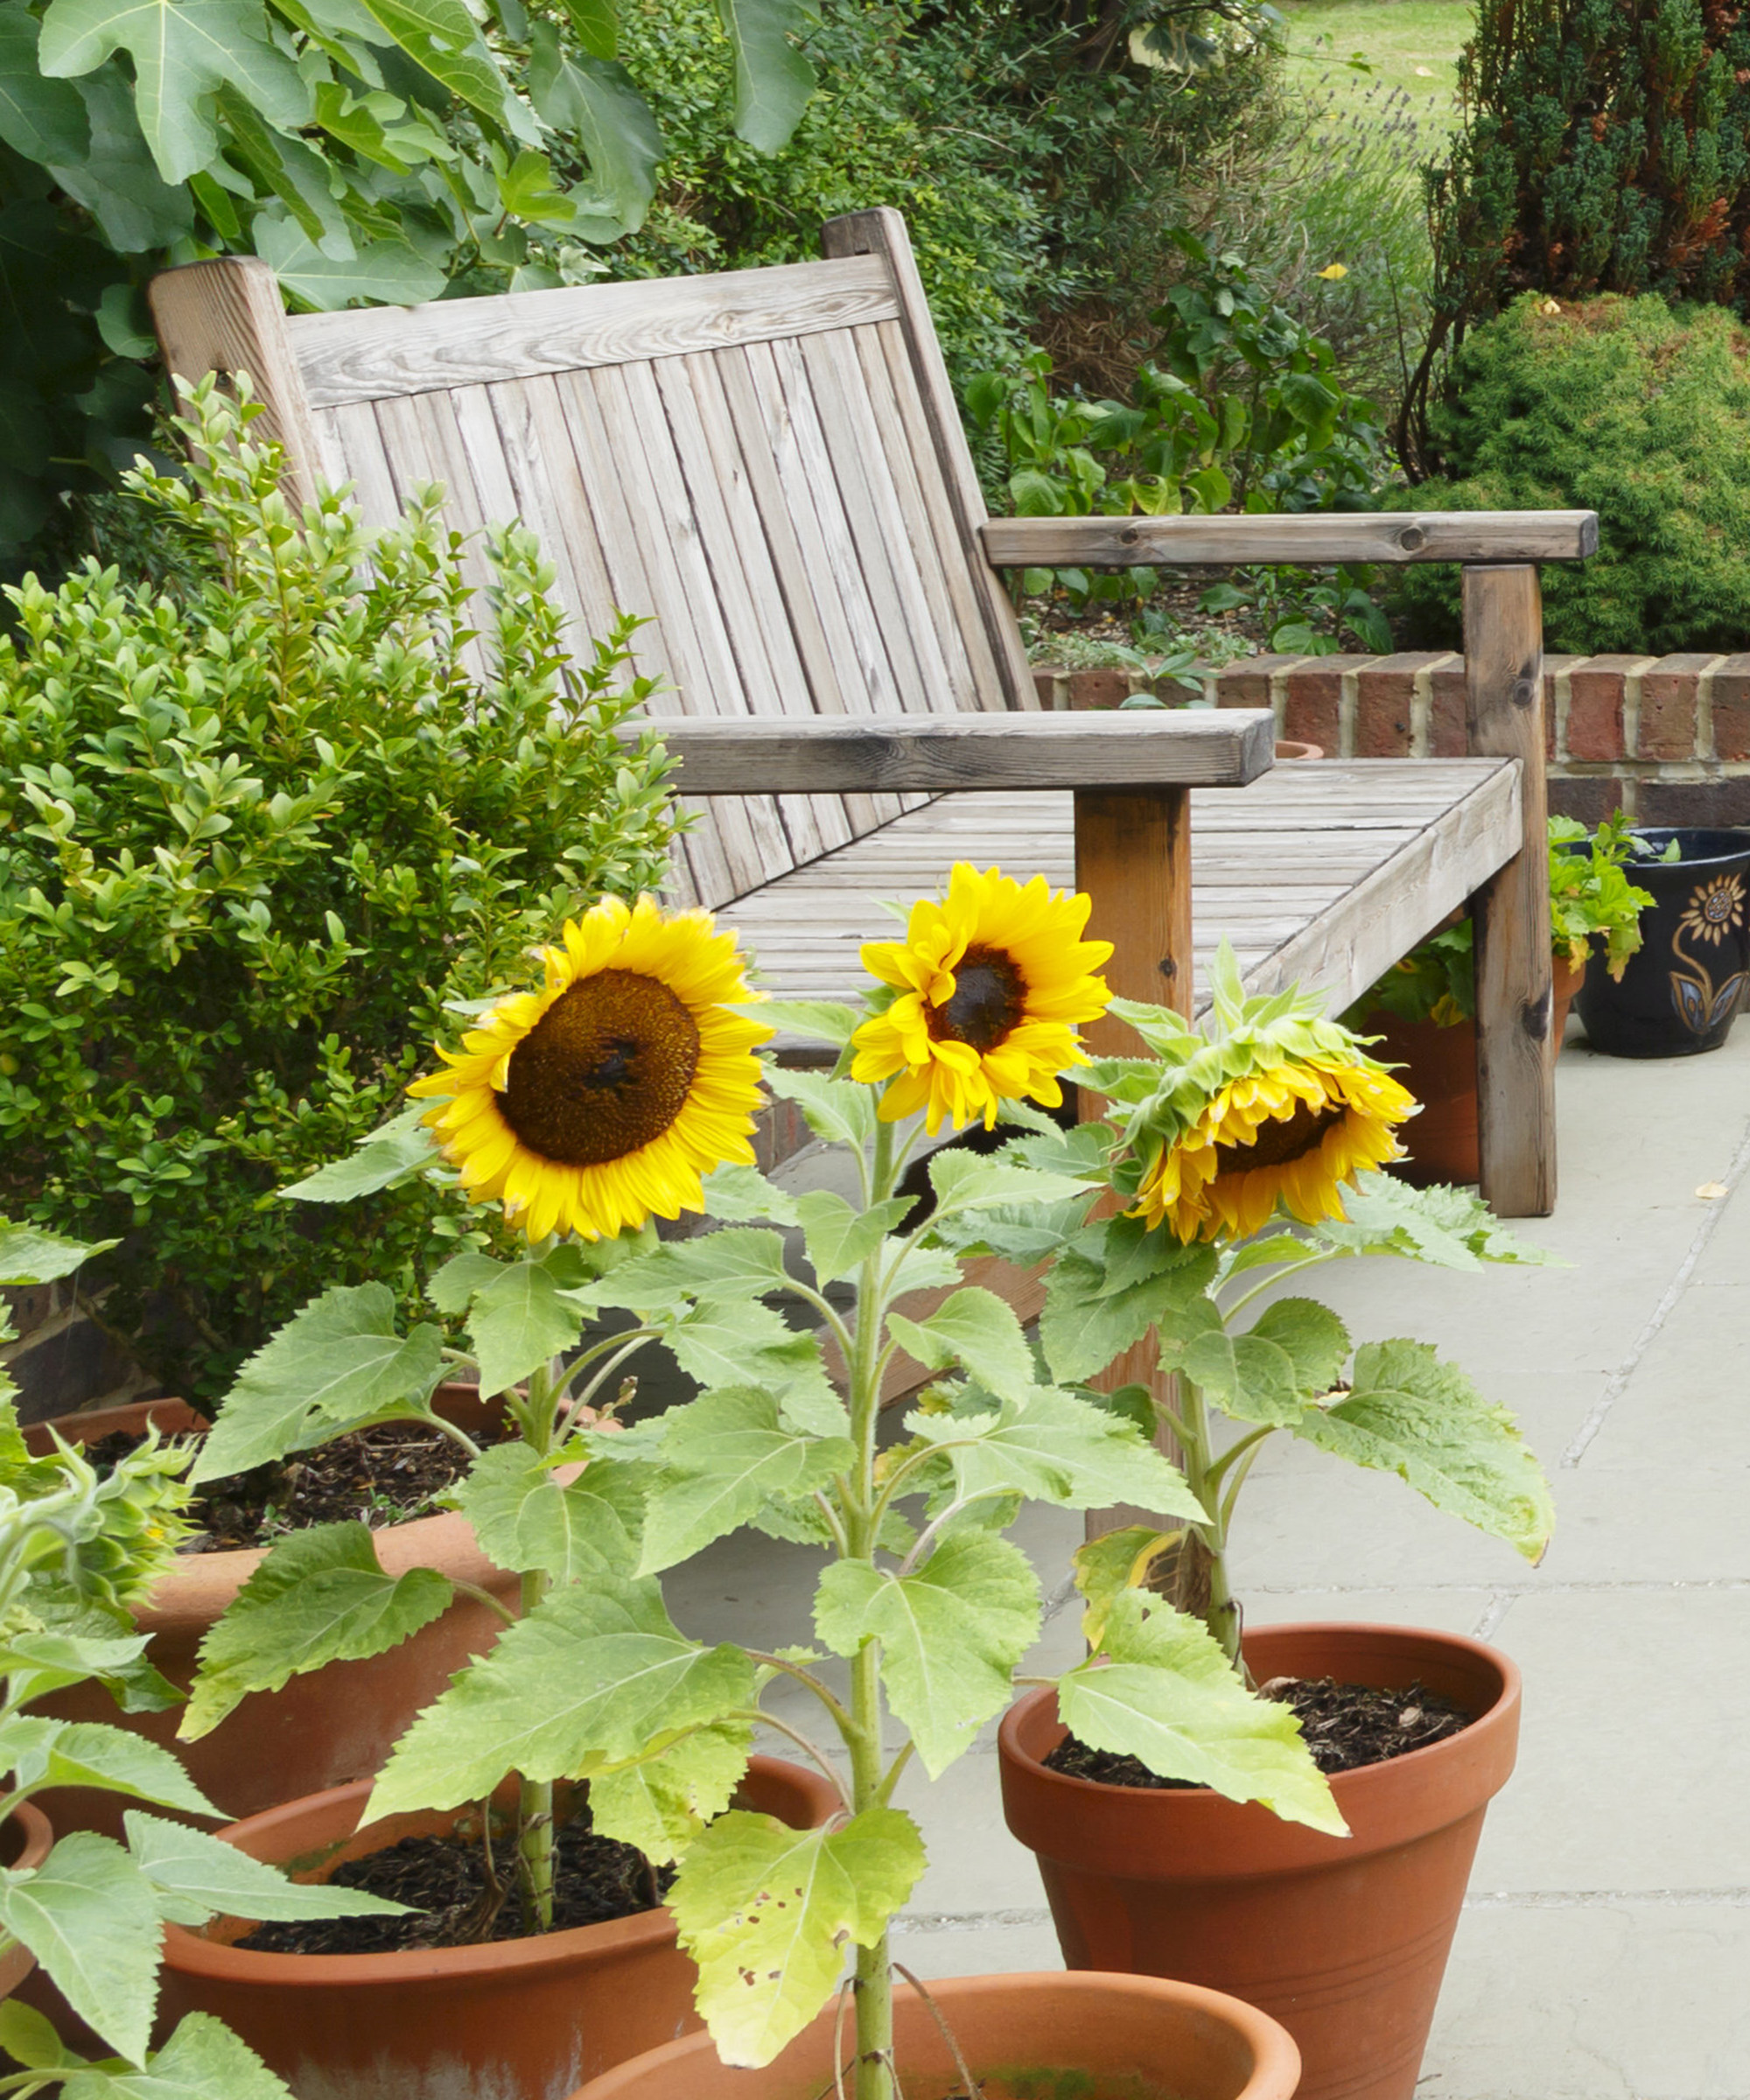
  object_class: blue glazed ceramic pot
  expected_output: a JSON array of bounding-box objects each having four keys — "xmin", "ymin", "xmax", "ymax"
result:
[{"xmin": 1576, "ymin": 827, "xmax": 1750, "ymax": 1057}]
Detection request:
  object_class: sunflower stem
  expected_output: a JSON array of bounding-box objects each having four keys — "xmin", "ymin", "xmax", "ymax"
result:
[
  {"xmin": 513, "ymin": 1368, "xmax": 558, "ymax": 1931},
  {"xmin": 1172, "ymin": 1376, "xmax": 1243, "ymax": 1668}
]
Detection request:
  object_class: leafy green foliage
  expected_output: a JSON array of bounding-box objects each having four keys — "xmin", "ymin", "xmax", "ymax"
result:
[
  {"xmin": 1392, "ymin": 295, "xmax": 1750, "ymax": 654},
  {"xmin": 814, "ymin": 1530, "xmax": 1039, "ymax": 1776},
  {"xmin": 0, "ymin": 383, "xmax": 680, "ymax": 1408},
  {"xmin": 1295, "ymin": 1338, "xmax": 1555, "ymax": 1559},
  {"xmin": 366, "ymin": 1575, "xmax": 755, "ymax": 1816},
  {"xmin": 179, "ymin": 1522, "xmax": 455, "ymax": 1738},
  {"xmin": 1354, "ymin": 812, "xmax": 1656, "ymax": 1026},
  {"xmin": 1056, "ymin": 1590, "xmax": 1348, "ymax": 1833},
  {"xmin": 668, "ymin": 1807, "xmax": 926, "ymax": 2068},
  {"xmin": 637, "ymin": 1389, "xmax": 853, "ymax": 1573},
  {"xmin": 0, "ymin": 0, "xmax": 822, "ymax": 567}
]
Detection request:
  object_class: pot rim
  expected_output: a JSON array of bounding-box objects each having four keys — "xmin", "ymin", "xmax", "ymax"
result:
[
  {"xmin": 998, "ymin": 1620, "xmax": 1520, "ymax": 1810},
  {"xmin": 568, "ymin": 1968, "xmax": 1301, "ymax": 2100},
  {"xmin": 161, "ymin": 1755, "xmax": 824, "ymax": 1989},
  {"xmin": 5, "ymin": 1798, "xmax": 53, "ymax": 1874},
  {"xmin": 1619, "ymin": 826, "xmax": 1750, "ymax": 872}
]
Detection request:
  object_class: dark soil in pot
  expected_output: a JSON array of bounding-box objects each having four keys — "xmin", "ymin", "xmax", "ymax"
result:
[
  {"xmin": 85, "ymin": 1413, "xmax": 511, "ymax": 1551},
  {"xmin": 1576, "ymin": 826, "xmax": 1750, "ymax": 1056},
  {"xmin": 238, "ymin": 1801, "xmax": 673, "ymax": 1954}
]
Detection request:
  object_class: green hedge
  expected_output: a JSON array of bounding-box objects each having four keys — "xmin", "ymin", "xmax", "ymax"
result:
[{"xmin": 1392, "ymin": 293, "xmax": 1750, "ymax": 654}]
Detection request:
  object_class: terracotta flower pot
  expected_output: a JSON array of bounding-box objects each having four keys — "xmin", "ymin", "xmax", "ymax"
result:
[
  {"xmin": 158, "ymin": 1757, "xmax": 844, "ymax": 2100},
  {"xmin": 1361, "ymin": 1010, "xmax": 1479, "ymax": 1186},
  {"xmin": 25, "ymin": 1386, "xmax": 520, "ymax": 1836},
  {"xmin": 1275, "ymin": 738, "xmax": 1324, "ymax": 761},
  {"xmin": 0, "ymin": 1803, "xmax": 55, "ymax": 2001},
  {"xmin": 570, "ymin": 1970, "xmax": 1299, "ymax": 2100},
  {"xmin": 998, "ymin": 1622, "xmax": 1522, "ymax": 2100},
  {"xmin": 1550, "ymin": 953, "xmax": 1586, "ymax": 1042}
]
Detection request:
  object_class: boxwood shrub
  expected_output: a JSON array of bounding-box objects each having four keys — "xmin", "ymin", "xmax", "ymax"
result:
[
  {"xmin": 1390, "ymin": 293, "xmax": 1750, "ymax": 654},
  {"xmin": 0, "ymin": 383, "xmax": 680, "ymax": 1409}
]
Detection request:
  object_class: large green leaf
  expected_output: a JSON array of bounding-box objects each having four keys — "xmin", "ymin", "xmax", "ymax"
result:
[
  {"xmin": 698, "ymin": 1162, "xmax": 800, "ymax": 1228},
  {"xmin": 122, "ymin": 1810, "xmax": 410, "ymax": 1926},
  {"xmin": 927, "ymin": 1150, "xmax": 1096, "ymax": 1222},
  {"xmin": 1293, "ymin": 1340, "xmax": 1554, "ymax": 1559},
  {"xmin": 279, "ymin": 1105, "xmax": 438, "ymax": 1202},
  {"xmin": 354, "ymin": 0, "xmax": 529, "ymax": 134},
  {"xmin": 605, "ymin": 1228, "xmax": 794, "ymax": 1310},
  {"xmin": 1317, "ymin": 1172, "xmax": 1558, "ymax": 1270},
  {"xmin": 887, "ymin": 1287, "xmax": 1038, "ymax": 1406},
  {"xmin": 181, "ymin": 1523, "xmax": 454, "ymax": 1740},
  {"xmin": 191, "ymin": 1284, "xmax": 444, "ymax": 1484},
  {"xmin": 527, "ymin": 20, "xmax": 661, "ymax": 235},
  {"xmin": 461, "ymin": 1250, "xmax": 596, "ymax": 1399},
  {"xmin": 639, "ymin": 1389, "xmax": 851, "ymax": 1573},
  {"xmin": 253, "ymin": 217, "xmax": 448, "ymax": 309},
  {"xmin": 14, "ymin": 1584, "xmax": 180, "ymax": 1713},
  {"xmin": 760, "ymin": 1065, "xmax": 872, "ymax": 1147},
  {"xmin": 367, "ymin": 1576, "xmax": 754, "ymax": 1816},
  {"xmin": 0, "ymin": 1831, "xmax": 160, "ymax": 2062},
  {"xmin": 658, "ymin": 1300, "xmax": 842, "ymax": 1433},
  {"xmin": 1174, "ymin": 1326, "xmax": 1302, "ymax": 1429},
  {"xmin": 814, "ymin": 1530, "xmax": 1038, "ymax": 1775},
  {"xmin": 0, "ymin": 4, "xmax": 88, "ymax": 162},
  {"xmin": 37, "ymin": 0, "xmax": 307, "ymax": 184},
  {"xmin": 447, "ymin": 1442, "xmax": 643, "ymax": 1582},
  {"xmin": 1247, "ymin": 1298, "xmax": 1350, "ymax": 1396},
  {"xmin": 1056, "ymin": 1592, "xmax": 1345, "ymax": 1834},
  {"xmin": 49, "ymin": 65, "xmax": 192, "ymax": 251},
  {"xmin": 794, "ymin": 1191, "xmax": 912, "ymax": 1287},
  {"xmin": 908, "ymin": 1389, "xmax": 1200, "ymax": 1518},
  {"xmin": 718, "ymin": 0, "xmax": 817, "ymax": 154},
  {"xmin": 0, "ymin": 1718, "xmax": 219, "ymax": 1817},
  {"xmin": 1039, "ymin": 1234, "xmax": 1216, "ymax": 1386},
  {"xmin": 587, "ymin": 1719, "xmax": 752, "ymax": 1865},
  {"xmin": 668, "ymin": 1806, "xmax": 924, "ymax": 2067},
  {"xmin": 62, "ymin": 2011, "xmax": 298, "ymax": 2099},
  {"xmin": 0, "ymin": 1219, "xmax": 115, "ymax": 1286}
]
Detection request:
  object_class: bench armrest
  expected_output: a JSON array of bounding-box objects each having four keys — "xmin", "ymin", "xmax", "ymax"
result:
[
  {"xmin": 614, "ymin": 710, "xmax": 1275, "ymax": 794},
  {"xmin": 980, "ymin": 511, "xmax": 1599, "ymax": 570}
]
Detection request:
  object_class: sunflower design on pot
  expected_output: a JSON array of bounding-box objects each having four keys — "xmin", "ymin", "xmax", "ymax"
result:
[
  {"xmin": 1108, "ymin": 945, "xmax": 1418, "ymax": 1245},
  {"xmin": 849, "ymin": 863, "xmax": 1113, "ymax": 1133},
  {"xmin": 409, "ymin": 895, "xmax": 771, "ymax": 1241},
  {"xmin": 1677, "ymin": 872, "xmax": 1746, "ymax": 948}
]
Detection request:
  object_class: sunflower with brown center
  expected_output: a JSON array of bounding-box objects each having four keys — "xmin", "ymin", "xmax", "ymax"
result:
[
  {"xmin": 1109, "ymin": 945, "xmax": 1418, "ymax": 1245},
  {"xmin": 409, "ymin": 896, "xmax": 771, "ymax": 1242},
  {"xmin": 1132, "ymin": 1059, "xmax": 1417, "ymax": 1242},
  {"xmin": 849, "ymin": 864, "xmax": 1113, "ymax": 1133}
]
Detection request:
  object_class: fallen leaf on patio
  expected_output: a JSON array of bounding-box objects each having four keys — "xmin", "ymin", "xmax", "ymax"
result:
[{"xmin": 1697, "ymin": 1181, "xmax": 1728, "ymax": 1200}]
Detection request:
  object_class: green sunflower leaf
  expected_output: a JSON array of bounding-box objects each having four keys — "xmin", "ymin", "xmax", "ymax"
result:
[
  {"xmin": 794, "ymin": 1191, "xmax": 913, "ymax": 1286},
  {"xmin": 1247, "ymin": 1298, "xmax": 1351, "ymax": 1396},
  {"xmin": 813, "ymin": 1530, "xmax": 1039, "ymax": 1776},
  {"xmin": 906, "ymin": 1389, "xmax": 1200, "ymax": 1518},
  {"xmin": 0, "ymin": 1718, "xmax": 219, "ymax": 1817},
  {"xmin": 699, "ymin": 1161, "xmax": 800, "ymax": 1228},
  {"xmin": 1057, "ymin": 1591, "xmax": 1345, "ymax": 1834},
  {"xmin": 365, "ymin": 1577, "xmax": 754, "ymax": 1817},
  {"xmin": 446, "ymin": 1443, "xmax": 644, "ymax": 1582},
  {"xmin": 179, "ymin": 1523, "xmax": 454, "ymax": 1740},
  {"xmin": 1293, "ymin": 1339, "xmax": 1554, "ymax": 1560},
  {"xmin": 121, "ymin": 1811, "xmax": 410, "ymax": 1926},
  {"xmin": 62, "ymin": 2010, "xmax": 301, "ymax": 2100},
  {"xmin": 587, "ymin": 1718, "xmax": 753, "ymax": 1865},
  {"xmin": 927, "ymin": 1151, "xmax": 1097, "ymax": 1222},
  {"xmin": 279, "ymin": 1104, "xmax": 438, "ymax": 1203},
  {"xmin": 761, "ymin": 1066, "xmax": 873, "ymax": 1147},
  {"xmin": 464, "ymin": 1252, "xmax": 594, "ymax": 1400},
  {"xmin": 638, "ymin": 1390, "xmax": 852, "ymax": 1573},
  {"xmin": 190, "ymin": 1285, "xmax": 444, "ymax": 1484},
  {"xmin": 0, "ymin": 1832, "xmax": 160, "ymax": 2062},
  {"xmin": 886, "ymin": 1287, "xmax": 1040, "ymax": 1406},
  {"xmin": 668, "ymin": 1807, "xmax": 925, "ymax": 2068},
  {"xmin": 0, "ymin": 1220, "xmax": 116, "ymax": 1286},
  {"xmin": 1039, "ymin": 1240, "xmax": 1217, "ymax": 1386}
]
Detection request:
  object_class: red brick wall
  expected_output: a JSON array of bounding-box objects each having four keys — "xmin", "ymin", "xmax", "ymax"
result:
[{"xmin": 1033, "ymin": 651, "xmax": 1750, "ymax": 829}]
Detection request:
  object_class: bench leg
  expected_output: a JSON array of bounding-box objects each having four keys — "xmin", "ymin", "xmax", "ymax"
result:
[
  {"xmin": 1463, "ymin": 563, "xmax": 1557, "ymax": 1217},
  {"xmin": 1074, "ymin": 788, "xmax": 1194, "ymax": 1541}
]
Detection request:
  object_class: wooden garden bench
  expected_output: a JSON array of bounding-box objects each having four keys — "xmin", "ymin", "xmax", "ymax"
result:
[{"xmin": 148, "ymin": 208, "xmax": 1594, "ymax": 1225}]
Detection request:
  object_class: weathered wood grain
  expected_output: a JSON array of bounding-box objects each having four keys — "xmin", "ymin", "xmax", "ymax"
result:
[
  {"xmin": 1464, "ymin": 564, "xmax": 1556, "ymax": 1217},
  {"xmin": 620, "ymin": 710, "xmax": 1276, "ymax": 793},
  {"xmin": 150, "ymin": 257, "xmax": 326, "ymax": 508},
  {"xmin": 287, "ymin": 257, "xmax": 899, "ymax": 408},
  {"xmin": 982, "ymin": 510, "xmax": 1599, "ymax": 569}
]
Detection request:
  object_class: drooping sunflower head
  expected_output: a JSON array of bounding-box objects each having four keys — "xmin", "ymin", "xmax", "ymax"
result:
[
  {"xmin": 1111, "ymin": 945, "xmax": 1418, "ymax": 1245},
  {"xmin": 409, "ymin": 896, "xmax": 772, "ymax": 1242},
  {"xmin": 849, "ymin": 864, "xmax": 1113, "ymax": 1133}
]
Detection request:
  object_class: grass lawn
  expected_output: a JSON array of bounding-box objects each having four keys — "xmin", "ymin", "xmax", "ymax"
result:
[{"xmin": 1279, "ymin": 0, "xmax": 1474, "ymax": 129}]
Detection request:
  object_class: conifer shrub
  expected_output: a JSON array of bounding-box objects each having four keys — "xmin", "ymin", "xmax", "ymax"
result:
[
  {"xmin": 0, "ymin": 383, "xmax": 681, "ymax": 1410},
  {"xmin": 1390, "ymin": 292, "xmax": 1750, "ymax": 654}
]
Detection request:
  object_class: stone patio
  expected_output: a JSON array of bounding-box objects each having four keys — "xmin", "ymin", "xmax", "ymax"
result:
[{"xmin": 668, "ymin": 1019, "xmax": 1750, "ymax": 2100}]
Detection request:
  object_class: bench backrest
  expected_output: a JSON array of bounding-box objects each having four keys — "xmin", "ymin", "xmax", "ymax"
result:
[{"xmin": 149, "ymin": 210, "xmax": 1034, "ymax": 910}]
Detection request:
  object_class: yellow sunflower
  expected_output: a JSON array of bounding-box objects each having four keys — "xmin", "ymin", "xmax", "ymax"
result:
[
  {"xmin": 1133, "ymin": 1058, "xmax": 1416, "ymax": 1243},
  {"xmin": 408, "ymin": 896, "xmax": 771, "ymax": 1242},
  {"xmin": 850, "ymin": 864, "xmax": 1113, "ymax": 1133}
]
